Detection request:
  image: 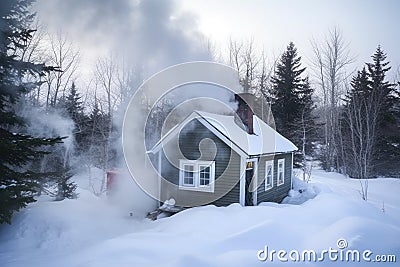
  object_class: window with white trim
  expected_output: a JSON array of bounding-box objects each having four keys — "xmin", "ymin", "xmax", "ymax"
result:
[
  {"xmin": 179, "ymin": 160, "xmax": 215, "ymax": 192},
  {"xmin": 182, "ymin": 164, "xmax": 194, "ymax": 186},
  {"xmin": 265, "ymin": 160, "xmax": 274, "ymax": 190},
  {"xmin": 277, "ymin": 159, "xmax": 285, "ymax": 186},
  {"xmin": 199, "ymin": 165, "xmax": 211, "ymax": 186}
]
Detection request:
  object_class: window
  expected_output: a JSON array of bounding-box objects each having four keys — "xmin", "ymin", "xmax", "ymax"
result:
[
  {"xmin": 199, "ymin": 165, "xmax": 211, "ymax": 186},
  {"xmin": 277, "ymin": 159, "xmax": 285, "ymax": 186},
  {"xmin": 179, "ymin": 160, "xmax": 215, "ymax": 192},
  {"xmin": 265, "ymin": 160, "xmax": 274, "ymax": 190},
  {"xmin": 182, "ymin": 164, "xmax": 194, "ymax": 186}
]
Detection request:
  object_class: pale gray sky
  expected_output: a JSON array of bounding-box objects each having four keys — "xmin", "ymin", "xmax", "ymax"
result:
[
  {"xmin": 180, "ymin": 0, "xmax": 400, "ymax": 71},
  {"xmin": 35, "ymin": 0, "xmax": 400, "ymax": 79}
]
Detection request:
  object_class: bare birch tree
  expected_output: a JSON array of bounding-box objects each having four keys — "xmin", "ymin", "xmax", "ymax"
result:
[
  {"xmin": 342, "ymin": 69, "xmax": 375, "ymax": 200},
  {"xmin": 310, "ymin": 27, "xmax": 354, "ymax": 172},
  {"xmin": 92, "ymin": 55, "xmax": 122, "ymax": 193}
]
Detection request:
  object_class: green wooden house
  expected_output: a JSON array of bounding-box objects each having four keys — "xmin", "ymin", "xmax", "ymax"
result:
[{"xmin": 148, "ymin": 94, "xmax": 297, "ymax": 207}]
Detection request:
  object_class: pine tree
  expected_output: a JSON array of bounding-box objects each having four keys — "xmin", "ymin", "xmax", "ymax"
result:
[
  {"xmin": 366, "ymin": 46, "xmax": 398, "ymax": 175},
  {"xmin": 342, "ymin": 46, "xmax": 398, "ymax": 178},
  {"xmin": 270, "ymin": 42, "xmax": 315, "ymax": 164},
  {"xmin": 55, "ymin": 165, "xmax": 78, "ymax": 201},
  {"xmin": 63, "ymin": 82, "xmax": 88, "ymax": 153},
  {"xmin": 64, "ymin": 82, "xmax": 84, "ymax": 123},
  {"xmin": 0, "ymin": 0, "xmax": 63, "ymax": 224}
]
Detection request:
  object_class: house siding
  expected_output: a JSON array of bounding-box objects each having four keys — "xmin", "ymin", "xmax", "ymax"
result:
[
  {"xmin": 256, "ymin": 153, "xmax": 292, "ymax": 204},
  {"xmin": 160, "ymin": 119, "xmax": 241, "ymax": 207}
]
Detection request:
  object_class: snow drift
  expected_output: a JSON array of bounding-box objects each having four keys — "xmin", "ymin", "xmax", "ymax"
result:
[{"xmin": 0, "ymin": 169, "xmax": 399, "ymax": 267}]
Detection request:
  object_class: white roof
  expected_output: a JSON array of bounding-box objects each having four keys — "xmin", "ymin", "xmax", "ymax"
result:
[{"xmin": 149, "ymin": 111, "xmax": 297, "ymax": 157}]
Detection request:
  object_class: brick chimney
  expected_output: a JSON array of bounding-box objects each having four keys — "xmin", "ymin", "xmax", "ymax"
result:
[{"xmin": 235, "ymin": 93, "xmax": 255, "ymax": 134}]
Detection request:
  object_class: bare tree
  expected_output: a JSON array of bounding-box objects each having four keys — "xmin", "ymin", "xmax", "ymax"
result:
[
  {"xmin": 205, "ymin": 38, "xmax": 223, "ymax": 63},
  {"xmin": 298, "ymin": 108, "xmax": 317, "ymax": 182},
  {"xmin": 81, "ymin": 54, "xmax": 145, "ymax": 195},
  {"xmin": 258, "ymin": 51, "xmax": 278, "ymax": 101},
  {"xmin": 19, "ymin": 21, "xmax": 47, "ymax": 64},
  {"xmin": 342, "ymin": 82, "xmax": 374, "ymax": 200},
  {"xmin": 310, "ymin": 27, "xmax": 354, "ymax": 172},
  {"xmin": 227, "ymin": 38, "xmax": 277, "ymax": 111},
  {"xmin": 228, "ymin": 38, "xmax": 261, "ymax": 93},
  {"xmin": 95, "ymin": 55, "xmax": 120, "ymax": 116},
  {"xmin": 43, "ymin": 32, "xmax": 80, "ymax": 108},
  {"xmin": 92, "ymin": 55, "xmax": 121, "ymax": 193},
  {"xmin": 116, "ymin": 61, "xmax": 144, "ymax": 106}
]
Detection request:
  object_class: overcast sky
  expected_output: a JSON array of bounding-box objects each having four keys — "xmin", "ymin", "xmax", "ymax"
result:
[
  {"xmin": 179, "ymin": 0, "xmax": 400, "ymax": 69},
  {"xmin": 35, "ymin": 0, "xmax": 400, "ymax": 79}
]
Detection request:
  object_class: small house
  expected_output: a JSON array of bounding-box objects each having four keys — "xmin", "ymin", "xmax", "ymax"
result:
[{"xmin": 148, "ymin": 93, "xmax": 297, "ymax": 207}]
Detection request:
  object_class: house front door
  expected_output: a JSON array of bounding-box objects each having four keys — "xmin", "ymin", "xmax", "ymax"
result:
[{"xmin": 245, "ymin": 168, "xmax": 254, "ymax": 206}]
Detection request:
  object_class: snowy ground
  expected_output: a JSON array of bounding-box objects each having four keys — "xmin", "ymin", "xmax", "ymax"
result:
[{"xmin": 0, "ymin": 168, "xmax": 399, "ymax": 266}]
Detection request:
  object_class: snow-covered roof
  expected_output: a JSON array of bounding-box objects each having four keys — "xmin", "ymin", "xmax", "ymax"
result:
[{"xmin": 149, "ymin": 111, "xmax": 297, "ymax": 157}]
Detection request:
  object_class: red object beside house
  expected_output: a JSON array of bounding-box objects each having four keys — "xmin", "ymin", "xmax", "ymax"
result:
[{"xmin": 106, "ymin": 170, "xmax": 120, "ymax": 191}]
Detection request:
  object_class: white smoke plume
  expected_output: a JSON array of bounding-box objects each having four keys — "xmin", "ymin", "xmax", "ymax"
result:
[
  {"xmin": 31, "ymin": 0, "xmax": 238, "ymax": 214},
  {"xmin": 34, "ymin": 0, "xmax": 212, "ymax": 74}
]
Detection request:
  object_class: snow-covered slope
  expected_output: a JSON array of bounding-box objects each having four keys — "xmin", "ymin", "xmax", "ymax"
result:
[{"xmin": 0, "ymin": 169, "xmax": 399, "ymax": 267}]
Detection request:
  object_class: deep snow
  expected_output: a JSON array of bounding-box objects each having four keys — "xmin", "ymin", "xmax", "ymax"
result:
[{"xmin": 0, "ymin": 168, "xmax": 399, "ymax": 267}]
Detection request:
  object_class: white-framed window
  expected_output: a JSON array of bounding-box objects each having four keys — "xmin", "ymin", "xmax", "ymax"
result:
[
  {"xmin": 179, "ymin": 160, "xmax": 215, "ymax": 192},
  {"xmin": 182, "ymin": 164, "xmax": 194, "ymax": 186},
  {"xmin": 265, "ymin": 160, "xmax": 274, "ymax": 190},
  {"xmin": 199, "ymin": 164, "xmax": 211, "ymax": 186},
  {"xmin": 277, "ymin": 159, "xmax": 285, "ymax": 186}
]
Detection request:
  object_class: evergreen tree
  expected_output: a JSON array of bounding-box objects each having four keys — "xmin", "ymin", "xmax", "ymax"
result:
[
  {"xmin": 55, "ymin": 165, "xmax": 78, "ymax": 201},
  {"xmin": 86, "ymin": 100, "xmax": 110, "ymax": 169},
  {"xmin": 270, "ymin": 42, "xmax": 315, "ymax": 164},
  {"xmin": 366, "ymin": 46, "xmax": 399, "ymax": 175},
  {"xmin": 64, "ymin": 82, "xmax": 84, "ymax": 123},
  {"xmin": 63, "ymin": 82, "xmax": 88, "ymax": 154},
  {"xmin": 342, "ymin": 46, "xmax": 398, "ymax": 177},
  {"xmin": 0, "ymin": 0, "xmax": 63, "ymax": 224}
]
